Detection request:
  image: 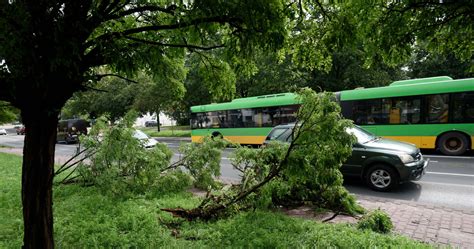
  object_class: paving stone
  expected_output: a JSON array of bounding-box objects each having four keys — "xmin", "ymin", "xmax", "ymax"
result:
[{"xmin": 355, "ymin": 195, "xmax": 474, "ymax": 248}]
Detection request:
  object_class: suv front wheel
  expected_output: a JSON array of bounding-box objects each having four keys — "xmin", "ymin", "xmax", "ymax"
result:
[{"xmin": 365, "ymin": 164, "xmax": 399, "ymax": 192}]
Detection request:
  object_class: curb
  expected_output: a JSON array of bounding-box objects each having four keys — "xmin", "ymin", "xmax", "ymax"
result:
[
  {"xmin": 354, "ymin": 194, "xmax": 474, "ymax": 215},
  {"xmin": 153, "ymin": 137, "xmax": 191, "ymax": 142}
]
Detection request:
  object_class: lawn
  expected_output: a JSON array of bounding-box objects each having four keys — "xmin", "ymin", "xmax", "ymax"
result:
[
  {"xmin": 140, "ymin": 126, "xmax": 191, "ymax": 137},
  {"xmin": 0, "ymin": 153, "xmax": 431, "ymax": 248}
]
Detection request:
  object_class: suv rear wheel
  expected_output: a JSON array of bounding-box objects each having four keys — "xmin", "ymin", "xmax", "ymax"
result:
[{"xmin": 365, "ymin": 164, "xmax": 399, "ymax": 192}]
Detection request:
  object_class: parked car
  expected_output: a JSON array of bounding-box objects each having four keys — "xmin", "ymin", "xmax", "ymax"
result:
[
  {"xmin": 15, "ymin": 126, "xmax": 26, "ymax": 135},
  {"xmin": 57, "ymin": 119, "xmax": 90, "ymax": 144},
  {"xmin": 134, "ymin": 130, "xmax": 157, "ymax": 148},
  {"xmin": 264, "ymin": 124, "xmax": 429, "ymax": 191},
  {"xmin": 145, "ymin": 121, "xmax": 158, "ymax": 127},
  {"xmin": 0, "ymin": 128, "xmax": 7, "ymax": 135}
]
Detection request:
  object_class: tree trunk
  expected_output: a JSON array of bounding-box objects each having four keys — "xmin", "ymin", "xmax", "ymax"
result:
[
  {"xmin": 21, "ymin": 110, "xmax": 59, "ymax": 249},
  {"xmin": 157, "ymin": 112, "xmax": 161, "ymax": 132}
]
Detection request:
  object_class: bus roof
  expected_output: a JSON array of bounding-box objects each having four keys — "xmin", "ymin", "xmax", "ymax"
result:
[
  {"xmin": 191, "ymin": 92, "xmax": 298, "ymax": 112},
  {"xmin": 389, "ymin": 76, "xmax": 453, "ymax": 86},
  {"xmin": 340, "ymin": 77, "xmax": 474, "ymax": 101}
]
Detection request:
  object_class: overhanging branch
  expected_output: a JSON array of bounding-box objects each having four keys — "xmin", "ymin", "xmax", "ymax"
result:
[
  {"xmin": 92, "ymin": 73, "xmax": 139, "ymax": 84},
  {"xmin": 109, "ymin": 4, "xmax": 177, "ymax": 20},
  {"xmin": 85, "ymin": 15, "xmax": 240, "ymax": 48},
  {"xmin": 124, "ymin": 36, "xmax": 225, "ymax": 50}
]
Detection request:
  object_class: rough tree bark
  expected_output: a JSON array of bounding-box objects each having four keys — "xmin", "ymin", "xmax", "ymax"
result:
[{"xmin": 21, "ymin": 109, "xmax": 59, "ymax": 249}]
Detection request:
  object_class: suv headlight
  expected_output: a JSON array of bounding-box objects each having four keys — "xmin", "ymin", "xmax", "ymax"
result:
[{"xmin": 397, "ymin": 153, "xmax": 415, "ymax": 164}]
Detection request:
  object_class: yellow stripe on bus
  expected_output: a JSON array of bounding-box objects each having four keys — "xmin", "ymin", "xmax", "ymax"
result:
[
  {"xmin": 193, "ymin": 135, "xmax": 474, "ymax": 149},
  {"xmin": 384, "ymin": 136, "xmax": 474, "ymax": 150},
  {"xmin": 382, "ymin": 136, "xmax": 436, "ymax": 149},
  {"xmin": 191, "ymin": 135, "xmax": 267, "ymax": 145}
]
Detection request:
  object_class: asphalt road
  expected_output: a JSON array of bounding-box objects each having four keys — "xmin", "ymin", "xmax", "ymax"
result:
[{"xmin": 1, "ymin": 134, "xmax": 473, "ymax": 211}]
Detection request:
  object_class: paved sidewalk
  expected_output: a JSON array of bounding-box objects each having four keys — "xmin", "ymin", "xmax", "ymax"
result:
[
  {"xmin": 356, "ymin": 195, "xmax": 474, "ymax": 248},
  {"xmin": 286, "ymin": 195, "xmax": 474, "ymax": 248}
]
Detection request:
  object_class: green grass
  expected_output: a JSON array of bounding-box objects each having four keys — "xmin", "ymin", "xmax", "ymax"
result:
[
  {"xmin": 0, "ymin": 153, "xmax": 432, "ymax": 248},
  {"xmin": 140, "ymin": 127, "xmax": 191, "ymax": 137}
]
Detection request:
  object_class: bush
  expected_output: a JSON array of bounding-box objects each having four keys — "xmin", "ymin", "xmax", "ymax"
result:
[
  {"xmin": 357, "ymin": 209, "xmax": 393, "ymax": 234},
  {"xmin": 61, "ymin": 111, "xmax": 192, "ymax": 197}
]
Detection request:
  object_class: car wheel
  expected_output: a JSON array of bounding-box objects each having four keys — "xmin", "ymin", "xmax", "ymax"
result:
[
  {"xmin": 365, "ymin": 164, "xmax": 399, "ymax": 192},
  {"xmin": 438, "ymin": 132, "xmax": 469, "ymax": 156}
]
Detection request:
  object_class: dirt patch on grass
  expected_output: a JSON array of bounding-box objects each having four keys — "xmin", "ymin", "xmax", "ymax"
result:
[{"xmin": 187, "ymin": 187, "xmax": 359, "ymax": 223}]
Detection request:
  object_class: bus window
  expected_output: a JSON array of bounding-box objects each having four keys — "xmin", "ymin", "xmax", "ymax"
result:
[
  {"xmin": 209, "ymin": 112, "xmax": 220, "ymax": 128},
  {"xmin": 217, "ymin": 111, "xmax": 227, "ymax": 128},
  {"xmin": 228, "ymin": 109, "xmax": 243, "ymax": 128},
  {"xmin": 352, "ymin": 99, "xmax": 381, "ymax": 125},
  {"xmin": 425, "ymin": 94, "xmax": 449, "ymax": 123},
  {"xmin": 242, "ymin": 108, "xmax": 260, "ymax": 127},
  {"xmin": 191, "ymin": 112, "xmax": 211, "ymax": 129},
  {"xmin": 392, "ymin": 98, "xmax": 421, "ymax": 124},
  {"xmin": 262, "ymin": 107, "xmax": 280, "ymax": 127},
  {"xmin": 452, "ymin": 92, "xmax": 474, "ymax": 123},
  {"xmin": 280, "ymin": 105, "xmax": 298, "ymax": 124}
]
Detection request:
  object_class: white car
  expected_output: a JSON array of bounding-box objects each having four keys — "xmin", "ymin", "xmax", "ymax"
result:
[
  {"xmin": 133, "ymin": 130, "xmax": 157, "ymax": 148},
  {"xmin": 0, "ymin": 128, "xmax": 7, "ymax": 135}
]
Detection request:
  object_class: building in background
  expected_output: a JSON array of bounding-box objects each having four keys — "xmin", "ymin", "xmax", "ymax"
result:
[{"xmin": 134, "ymin": 112, "xmax": 175, "ymax": 127}]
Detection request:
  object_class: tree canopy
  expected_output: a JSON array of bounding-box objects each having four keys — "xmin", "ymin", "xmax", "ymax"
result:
[
  {"xmin": 0, "ymin": 1, "xmax": 291, "ymax": 247},
  {"xmin": 0, "ymin": 102, "xmax": 18, "ymax": 124}
]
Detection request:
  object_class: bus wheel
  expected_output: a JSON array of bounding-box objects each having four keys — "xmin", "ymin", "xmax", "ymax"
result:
[
  {"xmin": 211, "ymin": 132, "xmax": 223, "ymax": 140},
  {"xmin": 438, "ymin": 132, "xmax": 469, "ymax": 156}
]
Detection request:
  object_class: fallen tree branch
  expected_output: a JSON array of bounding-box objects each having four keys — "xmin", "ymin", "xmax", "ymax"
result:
[{"xmin": 322, "ymin": 212, "xmax": 339, "ymax": 223}]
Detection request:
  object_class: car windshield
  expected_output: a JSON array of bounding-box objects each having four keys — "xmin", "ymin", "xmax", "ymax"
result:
[
  {"xmin": 346, "ymin": 126, "xmax": 377, "ymax": 144},
  {"xmin": 133, "ymin": 130, "xmax": 149, "ymax": 140},
  {"xmin": 266, "ymin": 128, "xmax": 292, "ymax": 142}
]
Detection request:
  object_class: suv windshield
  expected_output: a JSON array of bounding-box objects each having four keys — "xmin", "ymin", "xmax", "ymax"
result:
[
  {"xmin": 266, "ymin": 128, "xmax": 292, "ymax": 142},
  {"xmin": 346, "ymin": 126, "xmax": 377, "ymax": 144}
]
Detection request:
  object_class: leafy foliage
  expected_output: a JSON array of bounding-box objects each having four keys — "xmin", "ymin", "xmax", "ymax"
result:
[
  {"xmin": 58, "ymin": 111, "xmax": 231, "ymax": 197},
  {"xmin": 407, "ymin": 46, "xmax": 474, "ymax": 79},
  {"xmin": 62, "ymin": 76, "xmax": 139, "ymax": 120},
  {"xmin": 0, "ymin": 101, "xmax": 18, "ymax": 124},
  {"xmin": 175, "ymin": 136, "xmax": 231, "ymax": 190},
  {"xmin": 63, "ymin": 111, "xmax": 191, "ymax": 196},
  {"xmin": 163, "ymin": 89, "xmax": 363, "ymax": 220},
  {"xmin": 338, "ymin": 2, "xmax": 474, "ymax": 68},
  {"xmin": 357, "ymin": 209, "xmax": 394, "ymax": 234},
  {"xmin": 256, "ymin": 89, "xmax": 362, "ymax": 214}
]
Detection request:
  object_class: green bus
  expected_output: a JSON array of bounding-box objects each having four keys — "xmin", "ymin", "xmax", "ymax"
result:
[
  {"xmin": 190, "ymin": 93, "xmax": 299, "ymax": 144},
  {"xmin": 190, "ymin": 76, "xmax": 474, "ymax": 155},
  {"xmin": 337, "ymin": 76, "xmax": 474, "ymax": 155}
]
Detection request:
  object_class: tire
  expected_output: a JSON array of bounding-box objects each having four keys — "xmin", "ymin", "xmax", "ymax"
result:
[
  {"xmin": 438, "ymin": 132, "xmax": 469, "ymax": 156},
  {"xmin": 365, "ymin": 164, "xmax": 399, "ymax": 192},
  {"xmin": 211, "ymin": 132, "xmax": 223, "ymax": 140}
]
